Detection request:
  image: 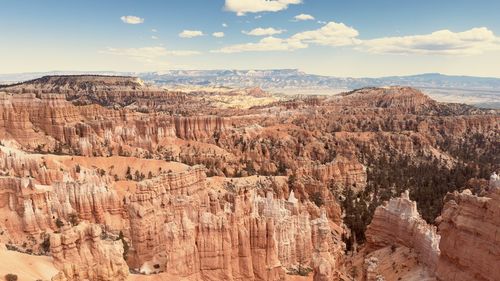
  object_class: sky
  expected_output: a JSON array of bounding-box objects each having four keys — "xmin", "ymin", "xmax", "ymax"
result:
[{"xmin": 1, "ymin": 0, "xmax": 500, "ymax": 77}]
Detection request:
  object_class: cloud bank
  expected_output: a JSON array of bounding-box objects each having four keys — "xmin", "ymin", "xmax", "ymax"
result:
[
  {"xmin": 214, "ymin": 21, "xmax": 359, "ymax": 53},
  {"xmin": 214, "ymin": 21, "xmax": 500, "ymax": 55},
  {"xmin": 361, "ymin": 27, "xmax": 500, "ymax": 55}
]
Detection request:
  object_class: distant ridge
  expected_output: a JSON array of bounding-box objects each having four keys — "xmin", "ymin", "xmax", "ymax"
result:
[
  {"xmin": 1, "ymin": 70, "xmax": 499, "ymax": 108},
  {"xmin": 0, "ymin": 74, "xmax": 136, "ymax": 88},
  {"xmin": 2, "ymin": 70, "xmax": 500, "ymax": 89}
]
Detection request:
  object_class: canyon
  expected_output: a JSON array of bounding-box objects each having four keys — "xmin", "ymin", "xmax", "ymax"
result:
[{"xmin": 0, "ymin": 75, "xmax": 497, "ymax": 281}]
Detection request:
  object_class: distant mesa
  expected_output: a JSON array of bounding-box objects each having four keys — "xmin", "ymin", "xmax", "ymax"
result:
[
  {"xmin": 0, "ymin": 75, "xmax": 146, "ymax": 93},
  {"xmin": 0, "ymin": 75, "xmax": 178, "ymax": 108}
]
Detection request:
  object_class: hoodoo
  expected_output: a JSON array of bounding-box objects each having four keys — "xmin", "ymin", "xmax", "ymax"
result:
[{"xmin": 0, "ymin": 74, "xmax": 497, "ymax": 281}]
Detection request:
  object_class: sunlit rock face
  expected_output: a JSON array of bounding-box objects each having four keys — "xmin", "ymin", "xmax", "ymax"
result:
[
  {"xmin": 0, "ymin": 139, "xmax": 346, "ymax": 281},
  {"xmin": 365, "ymin": 191, "xmax": 441, "ymax": 272},
  {"xmin": 297, "ymin": 156, "xmax": 367, "ymax": 191},
  {"xmin": 50, "ymin": 222, "xmax": 129, "ymax": 281},
  {"xmin": 127, "ymin": 177, "xmax": 345, "ymax": 280},
  {"xmin": 0, "ymin": 145, "xmax": 125, "ymax": 243},
  {"xmin": 0, "ymin": 91, "xmax": 230, "ymax": 156},
  {"xmin": 0, "ymin": 76, "xmax": 497, "ymax": 281},
  {"xmin": 436, "ymin": 185, "xmax": 500, "ymax": 281}
]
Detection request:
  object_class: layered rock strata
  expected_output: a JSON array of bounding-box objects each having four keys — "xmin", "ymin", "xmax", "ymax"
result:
[
  {"xmin": 50, "ymin": 222, "xmax": 129, "ymax": 281},
  {"xmin": 0, "ymin": 146, "xmax": 125, "ymax": 242},
  {"xmin": 0, "ymin": 92, "xmax": 229, "ymax": 155},
  {"xmin": 0, "ymin": 142, "xmax": 346, "ymax": 280},
  {"xmin": 365, "ymin": 191, "xmax": 440, "ymax": 271},
  {"xmin": 297, "ymin": 157, "xmax": 367, "ymax": 190},
  {"xmin": 126, "ymin": 178, "xmax": 345, "ymax": 280},
  {"xmin": 435, "ymin": 185, "xmax": 500, "ymax": 281}
]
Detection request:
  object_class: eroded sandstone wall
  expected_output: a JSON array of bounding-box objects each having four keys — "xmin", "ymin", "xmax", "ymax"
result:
[
  {"xmin": 436, "ymin": 186, "xmax": 500, "ymax": 281},
  {"xmin": 50, "ymin": 222, "xmax": 129, "ymax": 281},
  {"xmin": 0, "ymin": 92, "xmax": 229, "ymax": 155},
  {"xmin": 126, "ymin": 176, "xmax": 345, "ymax": 280},
  {"xmin": 0, "ymin": 143, "xmax": 345, "ymax": 281},
  {"xmin": 365, "ymin": 191, "xmax": 440, "ymax": 271}
]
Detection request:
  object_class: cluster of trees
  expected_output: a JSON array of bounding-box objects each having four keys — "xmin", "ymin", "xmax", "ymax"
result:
[
  {"xmin": 340, "ymin": 186, "xmax": 378, "ymax": 248},
  {"xmin": 125, "ymin": 166, "xmax": 148, "ymax": 181},
  {"xmin": 340, "ymin": 129, "xmax": 498, "ymax": 248},
  {"xmin": 364, "ymin": 153, "xmax": 483, "ymax": 222}
]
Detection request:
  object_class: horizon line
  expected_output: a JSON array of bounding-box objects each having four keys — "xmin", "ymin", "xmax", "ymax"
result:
[{"xmin": 1, "ymin": 69, "xmax": 500, "ymax": 80}]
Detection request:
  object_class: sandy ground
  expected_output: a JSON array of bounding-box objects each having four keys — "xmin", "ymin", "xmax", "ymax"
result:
[{"xmin": 0, "ymin": 246, "xmax": 58, "ymax": 280}]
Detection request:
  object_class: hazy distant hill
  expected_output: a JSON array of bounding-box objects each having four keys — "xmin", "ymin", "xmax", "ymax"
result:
[
  {"xmin": 1, "ymin": 70, "xmax": 499, "ymax": 108},
  {"xmin": 140, "ymin": 70, "xmax": 500, "ymax": 90}
]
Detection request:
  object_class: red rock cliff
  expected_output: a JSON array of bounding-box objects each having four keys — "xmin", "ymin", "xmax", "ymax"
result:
[
  {"xmin": 436, "ymin": 184, "xmax": 500, "ymax": 281},
  {"xmin": 365, "ymin": 191, "xmax": 441, "ymax": 271}
]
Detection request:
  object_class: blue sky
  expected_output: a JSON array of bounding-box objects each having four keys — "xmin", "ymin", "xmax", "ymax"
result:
[{"xmin": 1, "ymin": 0, "xmax": 500, "ymax": 77}]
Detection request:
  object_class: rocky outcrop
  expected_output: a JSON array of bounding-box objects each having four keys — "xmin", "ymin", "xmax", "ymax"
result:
[
  {"xmin": 0, "ymin": 92, "xmax": 231, "ymax": 155},
  {"xmin": 365, "ymin": 191, "xmax": 440, "ymax": 272},
  {"xmin": 339, "ymin": 87, "xmax": 437, "ymax": 113},
  {"xmin": 311, "ymin": 209, "xmax": 343, "ymax": 281},
  {"xmin": 364, "ymin": 256, "xmax": 384, "ymax": 281},
  {"xmin": 0, "ymin": 77, "xmax": 497, "ymax": 281},
  {"xmin": 126, "ymin": 174, "xmax": 345, "ymax": 280},
  {"xmin": 0, "ymin": 146, "xmax": 125, "ymax": 240},
  {"xmin": 298, "ymin": 156, "xmax": 367, "ymax": 190},
  {"xmin": 50, "ymin": 222, "xmax": 129, "ymax": 281},
  {"xmin": 359, "ymin": 245, "xmax": 436, "ymax": 281},
  {"xmin": 0, "ymin": 75, "xmax": 186, "ymax": 109},
  {"xmin": 0, "ymin": 141, "xmax": 345, "ymax": 280},
  {"xmin": 174, "ymin": 116, "xmax": 228, "ymax": 141},
  {"xmin": 435, "ymin": 185, "xmax": 500, "ymax": 281}
]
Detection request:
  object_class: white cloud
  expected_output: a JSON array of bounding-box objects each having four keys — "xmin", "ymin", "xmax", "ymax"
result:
[
  {"xmin": 151, "ymin": 29, "xmax": 157, "ymax": 32},
  {"xmin": 243, "ymin": 27, "xmax": 286, "ymax": 36},
  {"xmin": 291, "ymin": 22, "xmax": 360, "ymax": 46},
  {"xmin": 224, "ymin": 0, "xmax": 302, "ymax": 16},
  {"xmin": 213, "ymin": 20, "xmax": 500, "ymax": 56},
  {"xmin": 222, "ymin": 23, "xmax": 228, "ymax": 28},
  {"xmin": 120, "ymin": 15, "xmax": 144, "ymax": 24},
  {"xmin": 212, "ymin": 32, "xmax": 225, "ymax": 38},
  {"xmin": 214, "ymin": 21, "xmax": 358, "ymax": 53},
  {"xmin": 179, "ymin": 30, "xmax": 204, "ymax": 38},
  {"xmin": 360, "ymin": 27, "xmax": 500, "ymax": 55},
  {"xmin": 100, "ymin": 47, "xmax": 201, "ymax": 60},
  {"xmin": 212, "ymin": 36, "xmax": 307, "ymax": 53},
  {"xmin": 294, "ymin": 14, "xmax": 315, "ymax": 21}
]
